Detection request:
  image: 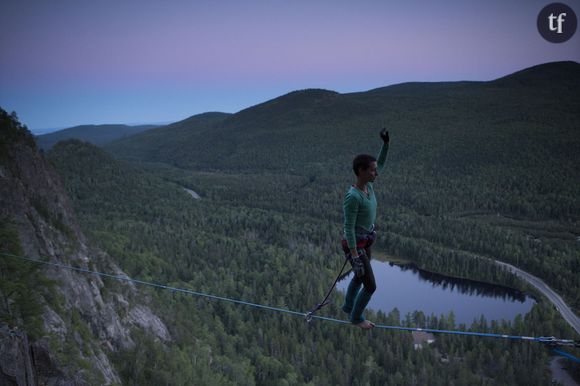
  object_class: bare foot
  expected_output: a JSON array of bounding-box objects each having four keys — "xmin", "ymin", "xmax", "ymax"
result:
[{"xmin": 355, "ymin": 320, "xmax": 375, "ymax": 330}]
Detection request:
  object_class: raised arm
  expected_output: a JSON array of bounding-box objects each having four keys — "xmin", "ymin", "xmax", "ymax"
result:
[{"xmin": 376, "ymin": 129, "xmax": 390, "ymax": 172}]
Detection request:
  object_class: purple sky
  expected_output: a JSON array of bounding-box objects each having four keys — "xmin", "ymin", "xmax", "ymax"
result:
[{"xmin": 1, "ymin": 0, "xmax": 579, "ymax": 132}]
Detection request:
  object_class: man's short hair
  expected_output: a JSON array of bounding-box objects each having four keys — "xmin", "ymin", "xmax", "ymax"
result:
[{"xmin": 353, "ymin": 154, "xmax": 376, "ymax": 176}]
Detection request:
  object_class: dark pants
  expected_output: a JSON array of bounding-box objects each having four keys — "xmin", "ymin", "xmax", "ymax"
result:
[
  {"xmin": 349, "ymin": 247, "xmax": 377, "ymax": 294},
  {"xmin": 341, "ymin": 229, "xmax": 377, "ymax": 324}
]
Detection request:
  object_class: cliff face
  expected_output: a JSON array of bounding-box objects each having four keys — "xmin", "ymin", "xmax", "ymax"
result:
[{"xmin": 0, "ymin": 109, "xmax": 170, "ymax": 384}]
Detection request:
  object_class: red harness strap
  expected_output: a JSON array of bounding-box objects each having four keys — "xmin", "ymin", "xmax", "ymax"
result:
[{"xmin": 341, "ymin": 230, "xmax": 376, "ymax": 254}]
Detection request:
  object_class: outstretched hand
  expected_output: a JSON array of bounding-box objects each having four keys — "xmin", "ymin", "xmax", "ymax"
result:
[{"xmin": 380, "ymin": 128, "xmax": 389, "ymax": 144}]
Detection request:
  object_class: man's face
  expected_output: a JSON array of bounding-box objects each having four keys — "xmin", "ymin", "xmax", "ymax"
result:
[{"xmin": 360, "ymin": 161, "xmax": 378, "ymax": 182}]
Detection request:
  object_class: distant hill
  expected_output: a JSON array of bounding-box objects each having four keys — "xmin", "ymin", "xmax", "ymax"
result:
[
  {"xmin": 103, "ymin": 112, "xmax": 231, "ymax": 163},
  {"xmin": 36, "ymin": 123, "xmax": 159, "ymax": 150},
  {"xmin": 105, "ymin": 61, "xmax": 580, "ymax": 176},
  {"xmin": 492, "ymin": 60, "xmax": 580, "ymax": 88}
]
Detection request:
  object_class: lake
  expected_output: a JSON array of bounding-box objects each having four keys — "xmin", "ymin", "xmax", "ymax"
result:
[{"xmin": 336, "ymin": 260, "xmax": 536, "ymax": 326}]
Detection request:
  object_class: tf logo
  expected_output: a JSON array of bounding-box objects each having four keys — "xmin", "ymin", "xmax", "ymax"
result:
[{"xmin": 537, "ymin": 3, "xmax": 577, "ymax": 43}]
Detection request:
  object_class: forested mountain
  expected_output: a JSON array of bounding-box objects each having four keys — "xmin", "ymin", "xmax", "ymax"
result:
[
  {"xmin": 48, "ymin": 138, "xmax": 577, "ymax": 385},
  {"xmin": 36, "ymin": 123, "xmax": 159, "ymax": 150},
  {"xmin": 104, "ymin": 61, "xmax": 580, "ymax": 313},
  {"xmin": 106, "ymin": 61, "xmax": 580, "ymax": 178},
  {"xmin": 45, "ymin": 61, "xmax": 580, "ymax": 384},
  {"xmin": 2, "ymin": 61, "xmax": 579, "ymax": 384},
  {"xmin": 101, "ymin": 112, "xmax": 231, "ymax": 163}
]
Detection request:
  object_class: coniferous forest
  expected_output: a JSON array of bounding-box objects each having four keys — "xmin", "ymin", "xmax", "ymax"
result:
[{"xmin": 2, "ymin": 62, "xmax": 580, "ymax": 384}]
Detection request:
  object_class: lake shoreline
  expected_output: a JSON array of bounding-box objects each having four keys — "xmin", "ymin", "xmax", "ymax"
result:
[
  {"xmin": 374, "ymin": 251, "xmax": 534, "ymax": 300},
  {"xmin": 376, "ymin": 251, "xmax": 579, "ymax": 335},
  {"xmin": 338, "ymin": 255, "xmax": 536, "ymax": 325}
]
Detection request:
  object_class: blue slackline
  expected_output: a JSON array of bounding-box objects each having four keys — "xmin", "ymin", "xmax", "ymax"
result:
[{"xmin": 1, "ymin": 251, "xmax": 578, "ymax": 362}]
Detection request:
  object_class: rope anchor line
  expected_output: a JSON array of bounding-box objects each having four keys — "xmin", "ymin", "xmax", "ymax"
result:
[{"xmin": 1, "ymin": 251, "xmax": 578, "ymax": 362}]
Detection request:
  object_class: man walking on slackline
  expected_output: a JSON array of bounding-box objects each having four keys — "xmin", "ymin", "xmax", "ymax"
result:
[{"xmin": 342, "ymin": 129, "xmax": 389, "ymax": 329}]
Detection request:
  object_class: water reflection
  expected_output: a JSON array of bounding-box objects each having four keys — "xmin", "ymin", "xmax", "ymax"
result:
[
  {"xmin": 336, "ymin": 260, "xmax": 535, "ymax": 325},
  {"xmin": 398, "ymin": 263, "xmax": 529, "ymax": 302}
]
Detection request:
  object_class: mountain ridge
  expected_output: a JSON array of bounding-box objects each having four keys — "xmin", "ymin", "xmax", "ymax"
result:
[
  {"xmin": 104, "ymin": 60, "xmax": 580, "ymax": 174},
  {"xmin": 36, "ymin": 123, "xmax": 160, "ymax": 150}
]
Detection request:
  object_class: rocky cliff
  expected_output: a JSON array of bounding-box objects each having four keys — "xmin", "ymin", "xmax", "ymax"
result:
[{"xmin": 0, "ymin": 108, "xmax": 170, "ymax": 384}]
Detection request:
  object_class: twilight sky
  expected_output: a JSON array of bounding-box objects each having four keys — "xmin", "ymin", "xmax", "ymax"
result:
[{"xmin": 1, "ymin": 0, "xmax": 579, "ymax": 132}]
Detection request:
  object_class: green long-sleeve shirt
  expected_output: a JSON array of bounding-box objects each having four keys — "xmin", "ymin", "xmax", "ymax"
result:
[{"xmin": 343, "ymin": 142, "xmax": 389, "ymax": 249}]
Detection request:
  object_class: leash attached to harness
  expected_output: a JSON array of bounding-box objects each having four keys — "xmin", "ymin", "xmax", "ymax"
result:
[
  {"xmin": 305, "ymin": 258, "xmax": 349, "ymax": 322},
  {"xmin": 305, "ymin": 228, "xmax": 377, "ymax": 322}
]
